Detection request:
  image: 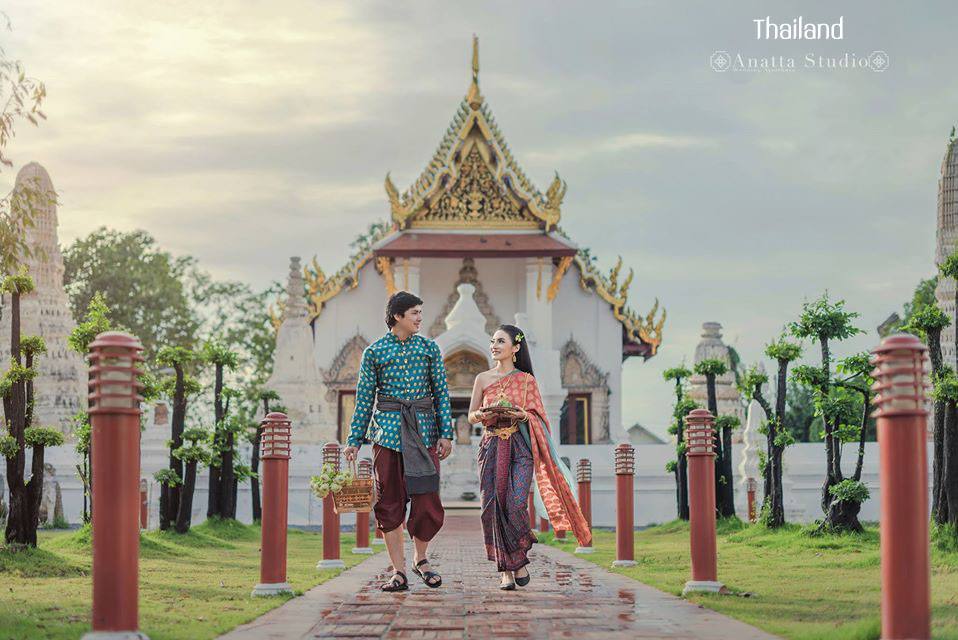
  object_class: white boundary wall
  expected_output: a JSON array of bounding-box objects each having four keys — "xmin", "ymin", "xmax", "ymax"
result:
[{"xmin": 2, "ymin": 441, "xmax": 931, "ymax": 530}]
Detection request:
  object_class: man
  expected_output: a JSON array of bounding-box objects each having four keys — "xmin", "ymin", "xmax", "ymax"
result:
[{"xmin": 343, "ymin": 291, "xmax": 453, "ymax": 591}]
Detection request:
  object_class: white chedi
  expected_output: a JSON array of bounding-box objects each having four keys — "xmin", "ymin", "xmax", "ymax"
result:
[{"xmin": 739, "ymin": 399, "xmax": 766, "ymax": 484}]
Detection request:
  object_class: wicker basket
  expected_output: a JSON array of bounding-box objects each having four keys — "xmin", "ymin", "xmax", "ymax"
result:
[{"xmin": 332, "ymin": 461, "xmax": 376, "ymax": 514}]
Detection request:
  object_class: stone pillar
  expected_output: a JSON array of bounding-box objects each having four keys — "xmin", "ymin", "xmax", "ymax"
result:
[{"xmin": 400, "ymin": 257, "xmax": 422, "ymax": 294}]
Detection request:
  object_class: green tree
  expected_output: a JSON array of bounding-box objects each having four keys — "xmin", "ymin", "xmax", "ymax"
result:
[
  {"xmin": 663, "ymin": 366, "xmax": 693, "ymax": 520},
  {"xmin": 740, "ymin": 335, "xmax": 801, "ymax": 528},
  {"xmin": 174, "ymin": 427, "xmax": 210, "ymax": 534},
  {"xmin": 936, "ymin": 253, "xmax": 958, "ymax": 534},
  {"xmin": 693, "ymin": 358, "xmax": 735, "ymax": 517},
  {"xmin": 902, "ymin": 302, "xmax": 951, "ymax": 523},
  {"xmin": 66, "ymin": 292, "xmax": 113, "ymax": 523},
  {"xmin": 62, "ymin": 228, "xmax": 199, "ymax": 359},
  {"xmin": 156, "ymin": 346, "xmax": 200, "ymax": 531},
  {"xmin": 202, "ymin": 341, "xmax": 239, "ymax": 520},
  {"xmin": 789, "ymin": 292, "xmax": 865, "ymax": 532}
]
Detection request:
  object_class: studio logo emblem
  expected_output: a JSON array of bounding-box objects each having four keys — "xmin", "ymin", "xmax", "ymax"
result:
[{"xmin": 710, "ymin": 51, "xmax": 732, "ymax": 73}]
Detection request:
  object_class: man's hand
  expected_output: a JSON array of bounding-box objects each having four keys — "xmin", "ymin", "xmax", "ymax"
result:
[
  {"xmin": 437, "ymin": 438, "xmax": 452, "ymax": 460},
  {"xmin": 343, "ymin": 446, "xmax": 359, "ymax": 462}
]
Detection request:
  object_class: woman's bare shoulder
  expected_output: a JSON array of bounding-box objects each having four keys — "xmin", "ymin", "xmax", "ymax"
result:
[{"xmin": 474, "ymin": 369, "xmax": 497, "ymax": 386}]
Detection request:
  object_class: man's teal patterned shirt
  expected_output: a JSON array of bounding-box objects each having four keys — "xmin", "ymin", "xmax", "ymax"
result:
[{"xmin": 346, "ymin": 331, "xmax": 454, "ymax": 452}]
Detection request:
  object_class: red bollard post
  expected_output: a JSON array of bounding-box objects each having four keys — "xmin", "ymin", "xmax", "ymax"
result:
[
  {"xmin": 539, "ymin": 516, "xmax": 550, "ymax": 534},
  {"xmin": 575, "ymin": 459, "xmax": 593, "ymax": 554},
  {"xmin": 683, "ymin": 408, "xmax": 725, "ymax": 595},
  {"xmin": 746, "ymin": 477, "xmax": 757, "ymax": 524},
  {"xmin": 352, "ymin": 458, "xmax": 374, "ymax": 555},
  {"xmin": 139, "ymin": 479, "xmax": 148, "ymax": 530},
  {"xmin": 318, "ymin": 442, "xmax": 345, "ymax": 569},
  {"xmin": 252, "ymin": 412, "xmax": 293, "ymax": 597},
  {"xmin": 871, "ymin": 334, "xmax": 931, "ymax": 640},
  {"xmin": 612, "ymin": 444, "xmax": 636, "ymax": 567},
  {"xmin": 83, "ymin": 332, "xmax": 146, "ymax": 639}
]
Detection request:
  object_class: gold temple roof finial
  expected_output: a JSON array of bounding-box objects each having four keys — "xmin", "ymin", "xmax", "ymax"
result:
[
  {"xmin": 466, "ymin": 34, "xmax": 482, "ymax": 110},
  {"xmin": 472, "ymin": 34, "xmax": 479, "ymax": 83}
]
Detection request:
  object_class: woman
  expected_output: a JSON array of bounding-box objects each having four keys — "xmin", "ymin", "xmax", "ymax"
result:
[{"xmin": 468, "ymin": 325, "xmax": 592, "ymax": 590}]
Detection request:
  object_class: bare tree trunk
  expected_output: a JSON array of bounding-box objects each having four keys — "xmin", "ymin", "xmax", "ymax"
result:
[
  {"xmin": 4, "ymin": 291, "xmax": 31, "ymax": 545},
  {"xmin": 25, "ymin": 444, "xmax": 45, "ymax": 545},
  {"xmin": 167, "ymin": 365, "xmax": 186, "ymax": 525},
  {"xmin": 927, "ymin": 328, "xmax": 948, "ymax": 523},
  {"xmin": 251, "ymin": 424, "xmax": 263, "ymax": 522},
  {"xmin": 175, "ymin": 460, "xmax": 197, "ymax": 534},
  {"xmin": 853, "ymin": 389, "xmax": 869, "ymax": 481},
  {"xmin": 944, "ymin": 399, "xmax": 958, "ymax": 528},
  {"xmin": 207, "ymin": 363, "xmax": 224, "ymax": 518},
  {"xmin": 159, "ymin": 483, "xmax": 170, "ymax": 531},
  {"xmin": 819, "ymin": 336, "xmax": 839, "ymax": 513}
]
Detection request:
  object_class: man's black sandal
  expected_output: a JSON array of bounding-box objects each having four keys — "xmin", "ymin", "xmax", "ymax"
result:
[
  {"xmin": 381, "ymin": 571, "xmax": 408, "ymax": 592},
  {"xmin": 515, "ymin": 567, "xmax": 531, "ymax": 587},
  {"xmin": 412, "ymin": 558, "xmax": 442, "ymax": 588}
]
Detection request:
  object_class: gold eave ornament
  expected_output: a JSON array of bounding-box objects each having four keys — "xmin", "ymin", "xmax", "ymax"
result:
[{"xmin": 574, "ymin": 254, "xmax": 666, "ymax": 356}]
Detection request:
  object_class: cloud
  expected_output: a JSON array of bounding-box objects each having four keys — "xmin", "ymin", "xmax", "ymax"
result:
[{"xmin": 1, "ymin": 0, "xmax": 956, "ymax": 439}]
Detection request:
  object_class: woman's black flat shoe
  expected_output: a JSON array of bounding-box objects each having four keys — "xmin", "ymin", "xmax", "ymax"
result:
[
  {"xmin": 500, "ymin": 580, "xmax": 516, "ymax": 591},
  {"xmin": 514, "ymin": 568, "xmax": 530, "ymax": 587},
  {"xmin": 412, "ymin": 558, "xmax": 442, "ymax": 588},
  {"xmin": 381, "ymin": 571, "xmax": 409, "ymax": 592}
]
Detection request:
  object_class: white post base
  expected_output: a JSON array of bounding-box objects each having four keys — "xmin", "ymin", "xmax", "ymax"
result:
[
  {"xmin": 251, "ymin": 582, "xmax": 293, "ymax": 597},
  {"xmin": 372, "ymin": 538, "xmax": 385, "ymax": 546},
  {"xmin": 317, "ymin": 559, "xmax": 346, "ymax": 569},
  {"xmin": 351, "ymin": 547, "xmax": 374, "ymax": 554},
  {"xmin": 611, "ymin": 559, "xmax": 637, "ymax": 567},
  {"xmin": 682, "ymin": 580, "xmax": 727, "ymax": 595},
  {"xmin": 574, "ymin": 546, "xmax": 595, "ymax": 554},
  {"xmin": 82, "ymin": 633, "xmax": 149, "ymax": 640}
]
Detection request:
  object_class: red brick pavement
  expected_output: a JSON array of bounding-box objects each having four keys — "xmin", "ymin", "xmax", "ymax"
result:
[{"xmin": 220, "ymin": 514, "xmax": 777, "ymax": 640}]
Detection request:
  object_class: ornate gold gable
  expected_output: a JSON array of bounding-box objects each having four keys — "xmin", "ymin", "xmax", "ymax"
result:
[{"xmin": 385, "ymin": 36, "xmax": 566, "ymax": 232}]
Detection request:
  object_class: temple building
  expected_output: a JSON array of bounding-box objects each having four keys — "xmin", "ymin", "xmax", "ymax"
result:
[
  {"xmin": 0, "ymin": 163, "xmax": 87, "ymax": 433},
  {"xmin": 267, "ymin": 39, "xmax": 665, "ymax": 446},
  {"xmin": 935, "ymin": 127, "xmax": 958, "ymax": 361}
]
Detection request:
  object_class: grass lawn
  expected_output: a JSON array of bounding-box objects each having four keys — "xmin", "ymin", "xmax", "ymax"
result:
[
  {"xmin": 0, "ymin": 519, "xmax": 372, "ymax": 640},
  {"xmin": 544, "ymin": 520, "xmax": 958, "ymax": 640}
]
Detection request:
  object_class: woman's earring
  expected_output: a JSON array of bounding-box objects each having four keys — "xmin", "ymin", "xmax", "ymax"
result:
[{"xmin": 513, "ymin": 354, "xmax": 517, "ymax": 363}]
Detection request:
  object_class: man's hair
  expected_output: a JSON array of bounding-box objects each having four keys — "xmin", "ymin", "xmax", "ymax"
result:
[{"xmin": 385, "ymin": 291, "xmax": 424, "ymax": 328}]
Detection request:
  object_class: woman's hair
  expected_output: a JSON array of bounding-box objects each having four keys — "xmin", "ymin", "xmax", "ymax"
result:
[
  {"xmin": 385, "ymin": 291, "xmax": 423, "ymax": 328},
  {"xmin": 498, "ymin": 324, "xmax": 534, "ymax": 376}
]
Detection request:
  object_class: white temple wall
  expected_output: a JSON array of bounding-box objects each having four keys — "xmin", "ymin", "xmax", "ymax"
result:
[
  {"xmin": 469, "ymin": 258, "xmax": 524, "ymax": 325},
  {"xmin": 551, "ymin": 270, "xmax": 625, "ymax": 441},
  {"xmin": 5, "ymin": 441, "xmax": 927, "ymax": 530},
  {"xmin": 312, "ymin": 260, "xmax": 387, "ymax": 367}
]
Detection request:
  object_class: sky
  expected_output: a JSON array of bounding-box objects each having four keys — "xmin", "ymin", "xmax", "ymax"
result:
[{"xmin": 3, "ymin": 1, "xmax": 958, "ymax": 439}]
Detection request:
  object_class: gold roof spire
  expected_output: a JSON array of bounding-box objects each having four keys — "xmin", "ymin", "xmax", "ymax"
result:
[
  {"xmin": 472, "ymin": 34, "xmax": 479, "ymax": 82},
  {"xmin": 466, "ymin": 35, "xmax": 482, "ymax": 110}
]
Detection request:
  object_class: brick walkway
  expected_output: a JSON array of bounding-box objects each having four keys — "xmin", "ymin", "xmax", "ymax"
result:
[{"xmin": 220, "ymin": 515, "xmax": 777, "ymax": 639}]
